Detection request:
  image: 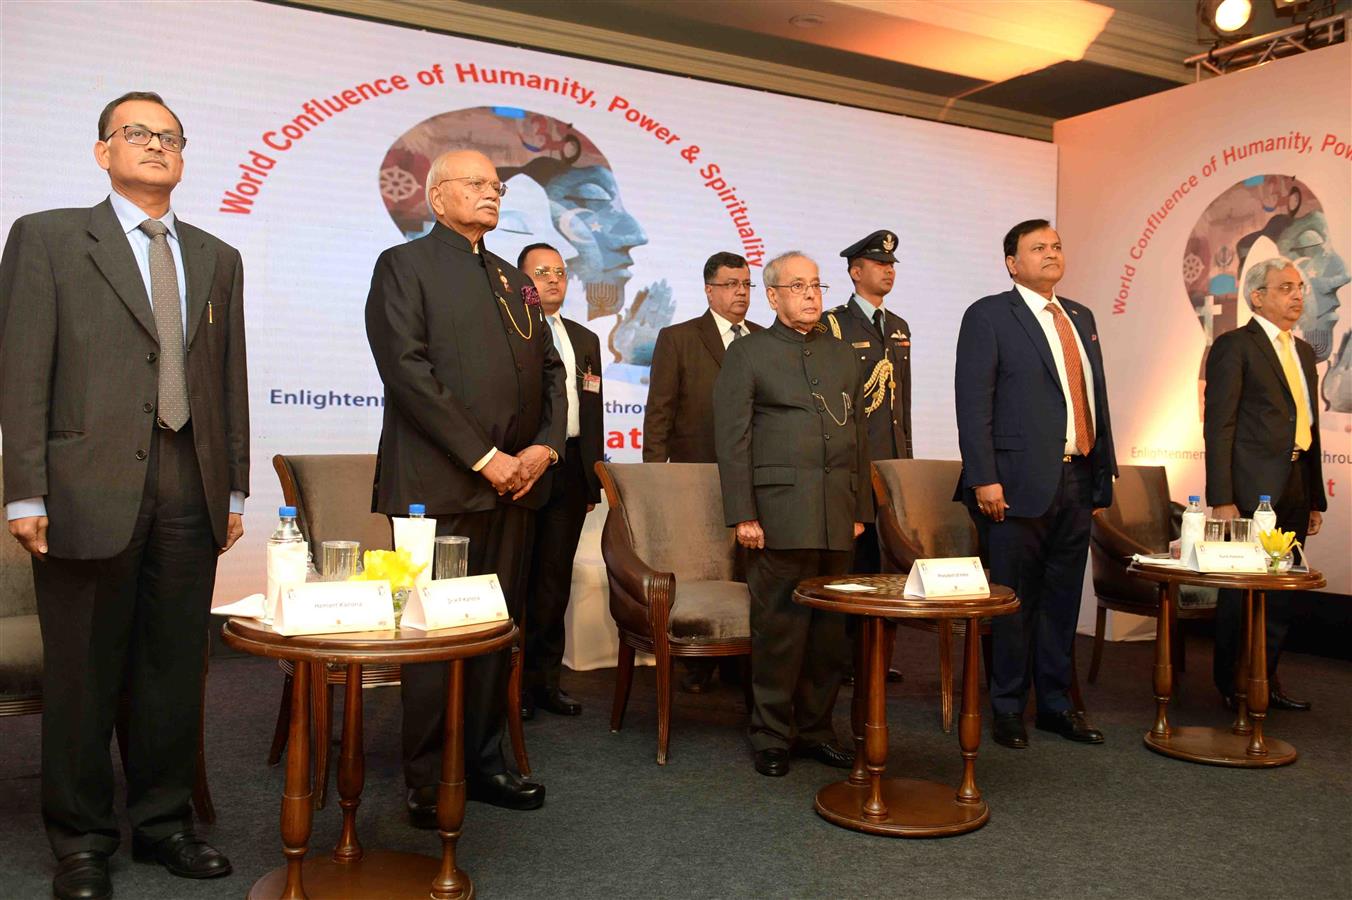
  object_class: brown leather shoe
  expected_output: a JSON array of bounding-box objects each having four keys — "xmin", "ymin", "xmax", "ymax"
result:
[
  {"xmin": 53, "ymin": 851, "xmax": 111, "ymax": 900},
  {"xmin": 132, "ymin": 831, "xmax": 231, "ymax": 879}
]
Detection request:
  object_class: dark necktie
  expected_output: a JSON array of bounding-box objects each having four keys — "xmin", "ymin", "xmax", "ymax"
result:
[
  {"xmin": 872, "ymin": 308, "xmax": 886, "ymax": 340},
  {"xmin": 1045, "ymin": 302, "xmax": 1093, "ymax": 456},
  {"xmin": 730, "ymin": 323, "xmax": 744, "ymax": 341},
  {"xmin": 138, "ymin": 219, "xmax": 189, "ymax": 430}
]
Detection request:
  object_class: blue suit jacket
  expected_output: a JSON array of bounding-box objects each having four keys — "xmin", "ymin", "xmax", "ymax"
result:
[{"xmin": 953, "ymin": 287, "xmax": 1117, "ymax": 516}]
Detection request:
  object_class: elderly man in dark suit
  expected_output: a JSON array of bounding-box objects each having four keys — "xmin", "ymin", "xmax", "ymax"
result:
[
  {"xmin": 1, "ymin": 91, "xmax": 247, "ymax": 900},
  {"xmin": 715, "ymin": 251, "xmax": 871, "ymax": 777},
  {"xmin": 1206, "ymin": 257, "xmax": 1326, "ymax": 712},
  {"xmin": 645, "ymin": 250, "xmax": 762, "ymax": 692},
  {"xmin": 366, "ymin": 150, "xmax": 565, "ymax": 819},
  {"xmin": 518, "ymin": 242, "xmax": 604, "ymax": 719},
  {"xmin": 954, "ymin": 219, "xmax": 1116, "ymax": 750}
]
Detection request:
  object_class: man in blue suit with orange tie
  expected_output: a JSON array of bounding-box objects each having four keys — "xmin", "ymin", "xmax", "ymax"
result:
[{"xmin": 954, "ymin": 219, "xmax": 1117, "ymax": 749}]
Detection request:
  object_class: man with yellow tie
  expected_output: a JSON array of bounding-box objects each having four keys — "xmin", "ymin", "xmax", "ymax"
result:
[{"xmin": 1206, "ymin": 257, "xmax": 1326, "ymax": 712}]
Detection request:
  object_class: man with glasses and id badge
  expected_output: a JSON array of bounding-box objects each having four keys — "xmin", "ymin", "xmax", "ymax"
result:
[
  {"xmin": 517, "ymin": 243, "xmax": 603, "ymax": 721},
  {"xmin": 1206, "ymin": 257, "xmax": 1327, "ymax": 713},
  {"xmin": 714, "ymin": 252, "xmax": 871, "ymax": 777}
]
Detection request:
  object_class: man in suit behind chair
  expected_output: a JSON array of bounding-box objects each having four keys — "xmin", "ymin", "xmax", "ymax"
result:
[
  {"xmin": 644, "ymin": 250, "xmax": 762, "ymax": 693},
  {"xmin": 954, "ymin": 219, "xmax": 1116, "ymax": 750},
  {"xmin": 518, "ymin": 241, "xmax": 604, "ymax": 720},
  {"xmin": 1206, "ymin": 257, "xmax": 1325, "ymax": 713},
  {"xmin": 715, "ymin": 251, "xmax": 871, "ymax": 777},
  {"xmin": 1, "ymin": 91, "xmax": 247, "ymax": 900},
  {"xmin": 365, "ymin": 150, "xmax": 566, "ymax": 821}
]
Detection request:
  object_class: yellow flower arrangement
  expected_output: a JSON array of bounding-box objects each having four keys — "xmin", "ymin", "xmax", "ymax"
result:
[
  {"xmin": 349, "ymin": 548, "xmax": 426, "ymax": 591},
  {"xmin": 1257, "ymin": 529, "xmax": 1301, "ymax": 573}
]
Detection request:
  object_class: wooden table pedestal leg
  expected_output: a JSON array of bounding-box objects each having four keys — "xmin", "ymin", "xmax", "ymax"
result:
[
  {"xmin": 956, "ymin": 617, "xmax": 983, "ymax": 805},
  {"xmin": 863, "ymin": 617, "xmax": 890, "ymax": 821},
  {"xmin": 848, "ymin": 622, "xmax": 868, "ymax": 787},
  {"xmin": 281, "ymin": 658, "xmax": 313, "ymax": 898},
  {"xmin": 1151, "ymin": 585, "xmax": 1175, "ymax": 739},
  {"xmin": 1232, "ymin": 590, "xmax": 1254, "ymax": 735},
  {"xmin": 432, "ymin": 658, "xmax": 473, "ymax": 900},
  {"xmin": 333, "ymin": 663, "xmax": 364, "ymax": 863},
  {"xmin": 1247, "ymin": 592, "xmax": 1270, "ymax": 758}
]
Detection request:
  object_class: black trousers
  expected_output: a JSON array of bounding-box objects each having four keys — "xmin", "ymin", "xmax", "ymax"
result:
[
  {"xmin": 523, "ymin": 440, "xmax": 589, "ymax": 693},
  {"xmin": 974, "ymin": 457, "xmax": 1092, "ymax": 717},
  {"xmin": 400, "ymin": 505, "xmax": 533, "ymax": 787},
  {"xmin": 33, "ymin": 424, "xmax": 218, "ymax": 858},
  {"xmin": 745, "ymin": 547, "xmax": 851, "ymax": 751},
  {"xmin": 1213, "ymin": 457, "xmax": 1311, "ymax": 695}
]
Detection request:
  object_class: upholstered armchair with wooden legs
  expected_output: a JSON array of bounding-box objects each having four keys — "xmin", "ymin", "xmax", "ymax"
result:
[
  {"xmin": 0, "ymin": 455, "xmax": 214, "ymax": 822},
  {"xmin": 270, "ymin": 453, "xmax": 532, "ymax": 808},
  {"xmin": 596, "ymin": 462, "xmax": 752, "ymax": 765},
  {"xmin": 1089, "ymin": 464, "xmax": 1216, "ymax": 683},
  {"xmin": 872, "ymin": 458, "xmax": 1086, "ymax": 732}
]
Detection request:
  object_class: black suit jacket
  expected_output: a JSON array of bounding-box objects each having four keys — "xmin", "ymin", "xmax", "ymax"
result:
[
  {"xmin": 561, "ymin": 316, "xmax": 604, "ymax": 503},
  {"xmin": 0, "ymin": 199, "xmax": 249, "ymax": 558},
  {"xmin": 954, "ymin": 287, "xmax": 1117, "ymax": 516},
  {"xmin": 825, "ymin": 298, "xmax": 913, "ymax": 460},
  {"xmin": 643, "ymin": 309, "xmax": 762, "ymax": 463},
  {"xmin": 1204, "ymin": 318, "xmax": 1326, "ymax": 512},
  {"xmin": 715, "ymin": 320, "xmax": 872, "ymax": 551},
  {"xmin": 365, "ymin": 223, "xmax": 566, "ymax": 515}
]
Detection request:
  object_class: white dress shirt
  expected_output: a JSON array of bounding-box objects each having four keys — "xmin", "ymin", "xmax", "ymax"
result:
[
  {"xmin": 1251, "ymin": 314, "xmax": 1313, "ymax": 447},
  {"xmin": 709, "ymin": 308, "xmax": 747, "ymax": 349},
  {"xmin": 549, "ymin": 313, "xmax": 582, "ymax": 439},
  {"xmin": 1014, "ymin": 282, "xmax": 1096, "ymax": 457}
]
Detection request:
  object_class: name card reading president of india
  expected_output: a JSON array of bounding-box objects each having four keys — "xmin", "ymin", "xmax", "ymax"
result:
[
  {"xmin": 903, "ymin": 557, "xmax": 990, "ymax": 599},
  {"xmin": 402, "ymin": 574, "xmax": 510, "ymax": 632},
  {"xmin": 272, "ymin": 580, "xmax": 396, "ymax": 636}
]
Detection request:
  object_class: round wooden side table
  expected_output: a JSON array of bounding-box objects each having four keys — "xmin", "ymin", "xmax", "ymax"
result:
[
  {"xmin": 1126, "ymin": 563, "xmax": 1324, "ymax": 767},
  {"xmin": 222, "ymin": 618, "xmax": 517, "ymax": 900},
  {"xmin": 793, "ymin": 575, "xmax": 1019, "ymax": 837}
]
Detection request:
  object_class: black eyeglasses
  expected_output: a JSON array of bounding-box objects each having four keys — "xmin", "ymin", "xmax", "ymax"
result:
[{"xmin": 103, "ymin": 124, "xmax": 186, "ymax": 153}]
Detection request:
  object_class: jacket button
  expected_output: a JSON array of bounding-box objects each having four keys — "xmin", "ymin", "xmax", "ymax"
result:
[
  {"xmin": 824, "ymin": 434, "xmax": 831, "ymax": 440},
  {"xmin": 824, "ymin": 466, "xmax": 832, "ymax": 473},
  {"xmin": 803, "ymin": 349, "xmax": 812, "ymax": 357},
  {"xmin": 146, "ymin": 352, "xmax": 157, "ymax": 363},
  {"xmin": 811, "ymin": 378, "xmax": 819, "ymax": 385},
  {"xmin": 135, "ymin": 449, "xmax": 147, "ymax": 460},
  {"xmin": 517, "ymin": 363, "xmax": 524, "ymax": 372},
  {"xmin": 143, "ymin": 402, "xmax": 154, "ymax": 413}
]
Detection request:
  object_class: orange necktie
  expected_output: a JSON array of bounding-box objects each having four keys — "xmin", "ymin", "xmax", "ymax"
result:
[{"xmin": 1046, "ymin": 302, "xmax": 1093, "ymax": 457}]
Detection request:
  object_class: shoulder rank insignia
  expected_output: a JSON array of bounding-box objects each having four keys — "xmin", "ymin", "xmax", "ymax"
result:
[{"xmin": 826, "ymin": 312, "xmax": 842, "ymax": 340}]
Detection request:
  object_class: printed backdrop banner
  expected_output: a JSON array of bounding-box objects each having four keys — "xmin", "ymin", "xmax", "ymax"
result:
[
  {"xmin": 1, "ymin": 1, "xmax": 1054, "ymax": 602},
  {"xmin": 1056, "ymin": 43, "xmax": 1352, "ymax": 595}
]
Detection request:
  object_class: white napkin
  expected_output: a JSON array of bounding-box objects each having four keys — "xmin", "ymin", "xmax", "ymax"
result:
[
  {"xmin": 212, "ymin": 593, "xmax": 267, "ymax": 618},
  {"xmin": 825, "ymin": 582, "xmax": 877, "ymax": 592}
]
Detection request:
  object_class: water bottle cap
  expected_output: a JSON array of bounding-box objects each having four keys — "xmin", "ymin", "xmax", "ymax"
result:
[
  {"xmin": 1259, "ymin": 495, "xmax": 1271, "ymax": 502},
  {"xmin": 279, "ymin": 506, "xmax": 297, "ymax": 517},
  {"xmin": 1188, "ymin": 496, "xmax": 1200, "ymax": 503},
  {"xmin": 409, "ymin": 504, "xmax": 426, "ymax": 515}
]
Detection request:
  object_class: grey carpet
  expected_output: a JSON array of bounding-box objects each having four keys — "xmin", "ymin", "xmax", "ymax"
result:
[{"xmin": 2, "ymin": 631, "xmax": 1349, "ymax": 899}]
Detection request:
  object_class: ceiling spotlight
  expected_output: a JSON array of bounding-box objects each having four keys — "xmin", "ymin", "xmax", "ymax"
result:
[
  {"xmin": 1213, "ymin": 0, "xmax": 1253, "ymax": 32},
  {"xmin": 788, "ymin": 14, "xmax": 825, "ymax": 28}
]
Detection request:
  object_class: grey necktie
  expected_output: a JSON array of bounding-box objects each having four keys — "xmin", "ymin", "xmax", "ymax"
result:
[
  {"xmin": 138, "ymin": 219, "xmax": 189, "ymax": 430},
  {"xmin": 730, "ymin": 323, "xmax": 744, "ymax": 341}
]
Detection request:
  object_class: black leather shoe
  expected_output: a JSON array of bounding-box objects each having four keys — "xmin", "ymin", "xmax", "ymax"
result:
[
  {"xmin": 754, "ymin": 747, "xmax": 790, "ymax": 777},
  {"xmin": 886, "ymin": 667, "xmax": 905, "ymax": 683},
  {"xmin": 406, "ymin": 786, "xmax": 439, "ymax": 830},
  {"xmin": 992, "ymin": 714, "xmax": 1028, "ymax": 749},
  {"xmin": 794, "ymin": 742, "xmax": 853, "ymax": 769},
  {"xmin": 1269, "ymin": 688, "xmax": 1311, "ymax": 711},
  {"xmin": 1034, "ymin": 710, "xmax": 1105, "ymax": 744},
  {"xmin": 466, "ymin": 772, "xmax": 545, "ymax": 810},
  {"xmin": 533, "ymin": 687, "xmax": 582, "ymax": 716},
  {"xmin": 132, "ymin": 831, "xmax": 231, "ymax": 879},
  {"xmin": 53, "ymin": 851, "xmax": 111, "ymax": 900},
  {"xmin": 520, "ymin": 695, "xmax": 536, "ymax": 721},
  {"xmin": 680, "ymin": 664, "xmax": 715, "ymax": 694}
]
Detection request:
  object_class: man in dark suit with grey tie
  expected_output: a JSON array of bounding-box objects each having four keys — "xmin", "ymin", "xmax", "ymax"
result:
[
  {"xmin": 518, "ymin": 242, "xmax": 603, "ymax": 719},
  {"xmin": 366, "ymin": 150, "xmax": 565, "ymax": 820},
  {"xmin": 954, "ymin": 219, "xmax": 1116, "ymax": 750},
  {"xmin": 644, "ymin": 251, "xmax": 761, "ymax": 692},
  {"xmin": 1206, "ymin": 257, "xmax": 1326, "ymax": 711},
  {"xmin": 1, "ymin": 91, "xmax": 247, "ymax": 900}
]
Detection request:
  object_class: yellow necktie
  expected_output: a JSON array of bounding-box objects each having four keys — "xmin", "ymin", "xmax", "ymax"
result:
[{"xmin": 1277, "ymin": 331, "xmax": 1312, "ymax": 451}]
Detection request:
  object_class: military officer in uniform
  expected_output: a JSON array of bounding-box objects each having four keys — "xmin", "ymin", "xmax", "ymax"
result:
[
  {"xmin": 715, "ymin": 251, "xmax": 872, "ymax": 777},
  {"xmin": 824, "ymin": 230, "xmax": 912, "ymax": 577}
]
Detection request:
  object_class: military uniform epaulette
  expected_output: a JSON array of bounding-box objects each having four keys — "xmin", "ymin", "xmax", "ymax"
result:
[{"xmin": 824, "ymin": 305, "xmax": 848, "ymax": 340}]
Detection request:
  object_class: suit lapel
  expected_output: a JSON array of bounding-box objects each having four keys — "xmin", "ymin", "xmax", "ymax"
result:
[
  {"xmin": 1297, "ymin": 338, "xmax": 1320, "ymax": 428},
  {"xmin": 1245, "ymin": 319, "xmax": 1293, "ymax": 408},
  {"xmin": 177, "ymin": 219, "xmax": 214, "ymax": 348},
  {"xmin": 87, "ymin": 200, "xmax": 158, "ymax": 341},
  {"xmin": 1006, "ymin": 290, "xmax": 1058, "ymax": 382},
  {"xmin": 697, "ymin": 309, "xmax": 725, "ymax": 366}
]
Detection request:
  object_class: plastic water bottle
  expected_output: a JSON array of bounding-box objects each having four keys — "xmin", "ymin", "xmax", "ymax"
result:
[
  {"xmin": 1253, "ymin": 495, "xmax": 1277, "ymax": 542},
  {"xmin": 409, "ymin": 504, "xmax": 425, "ymax": 518},
  {"xmin": 1179, "ymin": 496, "xmax": 1204, "ymax": 562},
  {"xmin": 270, "ymin": 506, "xmax": 303, "ymax": 545},
  {"xmin": 265, "ymin": 506, "xmax": 306, "ymax": 621}
]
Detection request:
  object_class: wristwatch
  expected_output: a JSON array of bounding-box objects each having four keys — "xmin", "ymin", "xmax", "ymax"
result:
[{"xmin": 546, "ymin": 445, "xmax": 559, "ymax": 465}]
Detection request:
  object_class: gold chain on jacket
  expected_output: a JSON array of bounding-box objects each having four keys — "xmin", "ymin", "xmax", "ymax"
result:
[
  {"xmin": 812, "ymin": 391, "xmax": 853, "ymax": 427},
  {"xmin": 862, "ymin": 358, "xmax": 894, "ymax": 415},
  {"xmin": 497, "ymin": 295, "xmax": 535, "ymax": 341}
]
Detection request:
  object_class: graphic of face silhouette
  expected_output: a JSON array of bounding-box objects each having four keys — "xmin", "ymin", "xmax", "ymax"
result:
[
  {"xmin": 545, "ymin": 166, "xmax": 648, "ymax": 288},
  {"xmin": 1277, "ymin": 210, "xmax": 1347, "ymax": 361}
]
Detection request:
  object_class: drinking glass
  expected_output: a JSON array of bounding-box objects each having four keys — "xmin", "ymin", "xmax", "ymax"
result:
[
  {"xmin": 320, "ymin": 540, "xmax": 359, "ymax": 580},
  {"xmin": 434, "ymin": 535, "xmax": 470, "ymax": 580},
  {"xmin": 1204, "ymin": 518, "xmax": 1227, "ymax": 542},
  {"xmin": 1229, "ymin": 517, "xmax": 1254, "ymax": 544}
]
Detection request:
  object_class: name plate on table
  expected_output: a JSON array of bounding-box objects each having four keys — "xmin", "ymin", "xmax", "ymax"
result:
[
  {"xmin": 273, "ymin": 581, "xmax": 395, "ymax": 636},
  {"xmin": 1186, "ymin": 541, "xmax": 1267, "ymax": 574},
  {"xmin": 904, "ymin": 557, "xmax": 990, "ymax": 599},
  {"xmin": 402, "ymin": 574, "xmax": 509, "ymax": 632}
]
